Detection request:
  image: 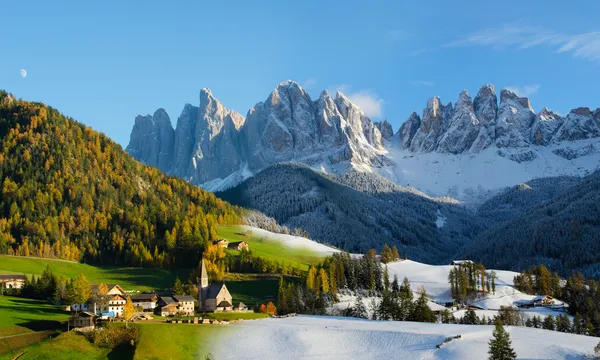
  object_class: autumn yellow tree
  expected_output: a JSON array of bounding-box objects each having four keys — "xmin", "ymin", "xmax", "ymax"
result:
[
  {"xmin": 123, "ymin": 296, "xmax": 136, "ymax": 328},
  {"xmin": 319, "ymin": 268, "xmax": 329, "ymax": 294},
  {"xmin": 306, "ymin": 266, "xmax": 317, "ymax": 292},
  {"xmin": 203, "ymin": 244, "xmax": 226, "ymax": 280}
]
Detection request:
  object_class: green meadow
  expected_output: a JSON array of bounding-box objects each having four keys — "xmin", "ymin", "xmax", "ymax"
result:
[
  {"xmin": 0, "ymin": 255, "xmax": 190, "ymax": 292},
  {"xmin": 217, "ymin": 225, "xmax": 329, "ymax": 271},
  {"xmin": 0, "ymin": 296, "xmax": 69, "ymax": 338}
]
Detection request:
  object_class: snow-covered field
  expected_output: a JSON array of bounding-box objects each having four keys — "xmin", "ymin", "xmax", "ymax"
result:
[
  {"xmin": 211, "ymin": 315, "xmax": 598, "ymax": 360},
  {"xmin": 241, "ymin": 225, "xmax": 341, "ymax": 255},
  {"xmin": 344, "ymin": 260, "xmax": 569, "ymax": 320}
]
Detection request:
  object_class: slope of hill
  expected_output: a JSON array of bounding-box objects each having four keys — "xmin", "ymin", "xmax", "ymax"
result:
[
  {"xmin": 0, "ymin": 90, "xmax": 240, "ymax": 268},
  {"xmin": 217, "ymin": 163, "xmax": 484, "ymax": 263},
  {"xmin": 0, "ymin": 255, "xmax": 189, "ymax": 292},
  {"xmin": 217, "ymin": 225, "xmax": 338, "ymax": 271},
  {"xmin": 212, "ymin": 315, "xmax": 598, "ymax": 360},
  {"xmin": 463, "ymin": 170, "xmax": 600, "ymax": 276}
]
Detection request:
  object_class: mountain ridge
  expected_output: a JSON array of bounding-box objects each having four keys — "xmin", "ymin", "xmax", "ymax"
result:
[{"xmin": 127, "ymin": 81, "xmax": 600, "ymax": 199}]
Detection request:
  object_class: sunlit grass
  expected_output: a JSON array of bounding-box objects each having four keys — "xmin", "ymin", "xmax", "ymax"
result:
[
  {"xmin": 0, "ymin": 255, "xmax": 191, "ymax": 292},
  {"xmin": 217, "ymin": 225, "xmax": 327, "ymax": 271}
]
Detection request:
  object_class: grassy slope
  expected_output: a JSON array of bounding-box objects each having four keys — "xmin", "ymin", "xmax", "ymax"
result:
[
  {"xmin": 0, "ymin": 296, "xmax": 69, "ymax": 337},
  {"xmin": 217, "ymin": 225, "xmax": 326, "ymax": 271},
  {"xmin": 0, "ymin": 256, "xmax": 190, "ymax": 292},
  {"xmin": 0, "ymin": 332, "xmax": 113, "ymax": 360},
  {"xmin": 133, "ymin": 323, "xmax": 226, "ymax": 360}
]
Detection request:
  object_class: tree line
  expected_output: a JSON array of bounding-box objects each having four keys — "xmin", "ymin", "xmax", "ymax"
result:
[
  {"xmin": 514, "ymin": 264, "xmax": 600, "ymax": 337},
  {"xmin": 448, "ymin": 261, "xmax": 496, "ymax": 305}
]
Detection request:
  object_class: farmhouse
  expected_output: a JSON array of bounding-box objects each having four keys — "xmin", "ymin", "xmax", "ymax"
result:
[
  {"xmin": 228, "ymin": 241, "xmax": 249, "ymax": 251},
  {"xmin": 156, "ymin": 297, "xmax": 179, "ymax": 316},
  {"xmin": 198, "ymin": 259, "xmax": 233, "ymax": 312},
  {"xmin": 516, "ymin": 295, "xmax": 555, "ymax": 308},
  {"xmin": 72, "ymin": 283, "xmax": 127, "ymax": 316},
  {"xmin": 105, "ymin": 294, "xmax": 127, "ymax": 317},
  {"xmin": 68, "ymin": 311, "xmax": 96, "ymax": 331},
  {"xmin": 450, "ymin": 260, "xmax": 473, "ymax": 266},
  {"xmin": 0, "ymin": 274, "xmax": 27, "ymax": 289},
  {"xmin": 173, "ymin": 295, "xmax": 195, "ymax": 315},
  {"xmin": 130, "ymin": 293, "xmax": 158, "ymax": 311},
  {"xmin": 214, "ymin": 239, "xmax": 229, "ymax": 248}
]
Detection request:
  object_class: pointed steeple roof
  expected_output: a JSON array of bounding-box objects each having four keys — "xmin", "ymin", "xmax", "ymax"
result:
[{"xmin": 201, "ymin": 258, "xmax": 208, "ymax": 281}]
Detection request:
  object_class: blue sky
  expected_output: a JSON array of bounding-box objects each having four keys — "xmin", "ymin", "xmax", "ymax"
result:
[{"xmin": 2, "ymin": 0, "xmax": 599, "ymax": 146}]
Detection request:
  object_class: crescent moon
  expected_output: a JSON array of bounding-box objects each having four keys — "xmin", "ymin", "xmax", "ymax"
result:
[{"xmin": 20, "ymin": 69, "xmax": 27, "ymax": 78}]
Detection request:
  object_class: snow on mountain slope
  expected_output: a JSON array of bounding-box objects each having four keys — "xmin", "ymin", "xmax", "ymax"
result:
[
  {"xmin": 384, "ymin": 138, "xmax": 600, "ymax": 201},
  {"xmin": 212, "ymin": 315, "xmax": 598, "ymax": 360},
  {"xmin": 128, "ymin": 81, "xmax": 600, "ymax": 202},
  {"xmin": 240, "ymin": 225, "xmax": 341, "ymax": 255}
]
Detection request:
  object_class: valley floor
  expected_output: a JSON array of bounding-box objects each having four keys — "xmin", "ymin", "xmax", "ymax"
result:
[{"xmin": 211, "ymin": 315, "xmax": 598, "ymax": 360}]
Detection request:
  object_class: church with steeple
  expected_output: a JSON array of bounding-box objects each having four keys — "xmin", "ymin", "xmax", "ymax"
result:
[{"xmin": 198, "ymin": 258, "xmax": 233, "ymax": 312}]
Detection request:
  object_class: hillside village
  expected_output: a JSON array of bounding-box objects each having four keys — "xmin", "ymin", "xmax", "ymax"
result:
[{"xmin": 1, "ymin": 258, "xmax": 258, "ymax": 332}]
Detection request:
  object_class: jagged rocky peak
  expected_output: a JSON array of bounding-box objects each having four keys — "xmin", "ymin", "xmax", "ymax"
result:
[
  {"xmin": 437, "ymin": 90, "xmax": 483, "ymax": 154},
  {"xmin": 538, "ymin": 107, "xmax": 561, "ymax": 121},
  {"xmin": 473, "ymin": 84, "xmax": 497, "ymax": 125},
  {"xmin": 495, "ymin": 89, "xmax": 535, "ymax": 148},
  {"xmin": 315, "ymin": 90, "xmax": 345, "ymax": 148},
  {"xmin": 409, "ymin": 96, "xmax": 453, "ymax": 153},
  {"xmin": 553, "ymin": 107, "xmax": 600, "ymax": 142},
  {"xmin": 398, "ymin": 112, "xmax": 421, "ymax": 149},
  {"xmin": 126, "ymin": 108, "xmax": 175, "ymax": 170},
  {"xmin": 530, "ymin": 107, "xmax": 564, "ymax": 146},
  {"xmin": 198, "ymin": 87, "xmax": 245, "ymax": 138},
  {"xmin": 374, "ymin": 119, "xmax": 394, "ymax": 141},
  {"xmin": 334, "ymin": 90, "xmax": 385, "ymax": 150}
]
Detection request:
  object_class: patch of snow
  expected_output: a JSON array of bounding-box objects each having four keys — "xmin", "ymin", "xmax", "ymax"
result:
[
  {"xmin": 435, "ymin": 209, "xmax": 447, "ymax": 228},
  {"xmin": 212, "ymin": 315, "xmax": 598, "ymax": 360}
]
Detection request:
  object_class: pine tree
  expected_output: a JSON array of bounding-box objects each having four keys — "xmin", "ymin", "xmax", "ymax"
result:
[
  {"xmin": 573, "ymin": 313, "xmax": 583, "ymax": 334},
  {"xmin": 172, "ymin": 277, "xmax": 185, "ymax": 295},
  {"xmin": 381, "ymin": 244, "xmax": 392, "ymax": 264},
  {"xmin": 383, "ymin": 266, "xmax": 390, "ymax": 292},
  {"xmin": 463, "ymin": 309, "xmax": 479, "ymax": 325},
  {"xmin": 391, "ymin": 246, "xmax": 400, "ymax": 262},
  {"xmin": 277, "ymin": 277, "xmax": 289, "ymax": 315},
  {"xmin": 408, "ymin": 287, "xmax": 434, "ymax": 323},
  {"xmin": 488, "ymin": 319, "xmax": 517, "ymax": 360},
  {"xmin": 318, "ymin": 268, "xmax": 329, "ymax": 294},
  {"xmin": 306, "ymin": 266, "xmax": 317, "ymax": 292},
  {"xmin": 391, "ymin": 274, "xmax": 399, "ymax": 293},
  {"xmin": 352, "ymin": 293, "xmax": 367, "ymax": 319},
  {"xmin": 542, "ymin": 315, "xmax": 555, "ymax": 331}
]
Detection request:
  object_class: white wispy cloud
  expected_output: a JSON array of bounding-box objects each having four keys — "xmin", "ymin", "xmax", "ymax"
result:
[
  {"xmin": 446, "ymin": 23, "xmax": 600, "ymax": 63},
  {"xmin": 332, "ymin": 84, "xmax": 384, "ymax": 118},
  {"xmin": 301, "ymin": 77, "xmax": 317, "ymax": 90},
  {"xmin": 505, "ymin": 84, "xmax": 541, "ymax": 97},
  {"xmin": 410, "ymin": 80, "xmax": 434, "ymax": 86}
]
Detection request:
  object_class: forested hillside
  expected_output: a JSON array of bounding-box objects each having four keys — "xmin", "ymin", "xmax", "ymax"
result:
[
  {"xmin": 217, "ymin": 163, "xmax": 483, "ymax": 263},
  {"xmin": 0, "ymin": 90, "xmax": 240, "ymax": 268},
  {"xmin": 464, "ymin": 171, "xmax": 600, "ymax": 276}
]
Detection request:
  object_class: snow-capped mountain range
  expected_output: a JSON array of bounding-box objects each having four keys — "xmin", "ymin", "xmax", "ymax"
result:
[{"xmin": 127, "ymin": 81, "xmax": 600, "ymax": 200}]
